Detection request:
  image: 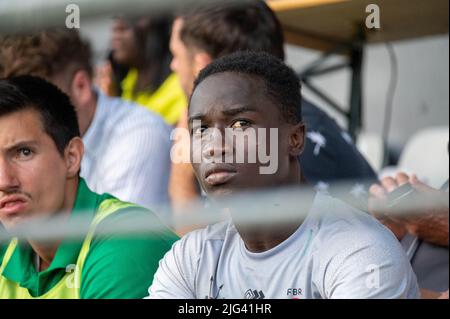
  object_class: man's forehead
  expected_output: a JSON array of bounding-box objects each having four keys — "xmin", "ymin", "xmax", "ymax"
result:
[
  {"xmin": 0, "ymin": 109, "xmax": 46, "ymax": 146},
  {"xmin": 189, "ymin": 72, "xmax": 265, "ymax": 115}
]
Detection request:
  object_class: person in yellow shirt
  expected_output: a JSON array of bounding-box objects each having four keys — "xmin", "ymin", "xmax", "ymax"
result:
[
  {"xmin": 108, "ymin": 15, "xmax": 186, "ymax": 125},
  {"xmin": 121, "ymin": 69, "xmax": 186, "ymax": 126}
]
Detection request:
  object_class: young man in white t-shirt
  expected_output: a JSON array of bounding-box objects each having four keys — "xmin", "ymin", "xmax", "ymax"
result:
[{"xmin": 147, "ymin": 52, "xmax": 419, "ymax": 299}]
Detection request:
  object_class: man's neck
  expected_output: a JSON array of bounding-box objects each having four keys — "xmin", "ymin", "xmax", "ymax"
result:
[
  {"xmin": 237, "ymin": 189, "xmax": 315, "ymax": 253},
  {"xmin": 79, "ymin": 92, "xmax": 97, "ymax": 137},
  {"xmin": 28, "ymin": 177, "xmax": 80, "ymax": 272},
  {"xmin": 237, "ymin": 161, "xmax": 314, "ymax": 253},
  {"xmin": 134, "ymin": 63, "xmax": 153, "ymax": 93},
  {"xmin": 238, "ymin": 222, "xmax": 304, "ymax": 253},
  {"xmin": 29, "ymin": 241, "xmax": 62, "ymax": 272}
]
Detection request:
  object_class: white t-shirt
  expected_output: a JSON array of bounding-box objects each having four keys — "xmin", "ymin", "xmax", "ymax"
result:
[
  {"xmin": 147, "ymin": 193, "xmax": 419, "ymax": 299},
  {"xmin": 81, "ymin": 92, "xmax": 172, "ymax": 212}
]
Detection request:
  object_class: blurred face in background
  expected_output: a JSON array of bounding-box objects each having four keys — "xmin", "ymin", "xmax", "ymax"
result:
[
  {"xmin": 49, "ymin": 71, "xmax": 93, "ymax": 137},
  {"xmin": 170, "ymin": 18, "xmax": 211, "ymax": 97},
  {"xmin": 170, "ymin": 18, "xmax": 196, "ymax": 96},
  {"xmin": 111, "ymin": 17, "xmax": 141, "ymax": 67}
]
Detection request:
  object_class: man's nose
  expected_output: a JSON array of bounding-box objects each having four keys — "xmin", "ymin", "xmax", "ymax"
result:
[
  {"xmin": 0, "ymin": 158, "xmax": 19, "ymax": 193},
  {"xmin": 202, "ymin": 128, "xmax": 232, "ymax": 161}
]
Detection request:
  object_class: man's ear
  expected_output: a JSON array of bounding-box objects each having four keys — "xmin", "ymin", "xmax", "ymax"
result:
[
  {"xmin": 64, "ymin": 137, "xmax": 84, "ymax": 178},
  {"xmin": 289, "ymin": 122, "xmax": 306, "ymax": 157},
  {"xmin": 70, "ymin": 70, "xmax": 93, "ymax": 108},
  {"xmin": 193, "ymin": 51, "xmax": 213, "ymax": 75}
]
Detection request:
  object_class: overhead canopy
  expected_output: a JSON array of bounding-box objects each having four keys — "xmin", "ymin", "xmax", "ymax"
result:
[{"xmin": 268, "ymin": 0, "xmax": 449, "ymax": 51}]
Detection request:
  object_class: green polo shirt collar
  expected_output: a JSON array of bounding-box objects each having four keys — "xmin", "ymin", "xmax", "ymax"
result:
[{"xmin": 1, "ymin": 178, "xmax": 100, "ymax": 296}]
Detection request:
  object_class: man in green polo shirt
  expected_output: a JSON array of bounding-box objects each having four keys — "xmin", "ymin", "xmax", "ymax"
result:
[{"xmin": 0, "ymin": 76, "xmax": 178, "ymax": 299}]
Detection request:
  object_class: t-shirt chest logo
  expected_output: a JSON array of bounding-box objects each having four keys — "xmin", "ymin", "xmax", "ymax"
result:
[
  {"xmin": 244, "ymin": 289, "xmax": 265, "ymax": 299},
  {"xmin": 287, "ymin": 288, "xmax": 303, "ymax": 299}
]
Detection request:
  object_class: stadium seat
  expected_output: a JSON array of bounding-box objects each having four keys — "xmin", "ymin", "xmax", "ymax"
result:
[{"xmin": 380, "ymin": 126, "xmax": 449, "ymax": 188}]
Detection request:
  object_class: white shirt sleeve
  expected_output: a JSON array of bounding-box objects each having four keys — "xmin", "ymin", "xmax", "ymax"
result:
[{"xmin": 146, "ymin": 230, "xmax": 204, "ymax": 299}]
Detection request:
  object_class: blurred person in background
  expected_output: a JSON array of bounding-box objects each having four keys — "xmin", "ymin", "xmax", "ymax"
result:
[
  {"xmin": 104, "ymin": 14, "xmax": 187, "ymax": 126},
  {"xmin": 95, "ymin": 50, "xmax": 129, "ymax": 97},
  {"xmin": 0, "ymin": 29, "xmax": 172, "ymax": 212},
  {"xmin": 168, "ymin": 1, "xmax": 377, "ymax": 234}
]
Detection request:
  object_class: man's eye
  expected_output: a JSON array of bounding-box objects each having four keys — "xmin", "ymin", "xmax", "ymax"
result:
[
  {"xmin": 231, "ymin": 120, "xmax": 251, "ymax": 129},
  {"xmin": 17, "ymin": 148, "xmax": 33, "ymax": 158},
  {"xmin": 192, "ymin": 127, "xmax": 207, "ymax": 136}
]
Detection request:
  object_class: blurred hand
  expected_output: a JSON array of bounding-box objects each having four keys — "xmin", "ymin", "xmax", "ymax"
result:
[
  {"xmin": 93, "ymin": 61, "xmax": 116, "ymax": 96},
  {"xmin": 439, "ymin": 290, "xmax": 450, "ymax": 299},
  {"xmin": 369, "ymin": 173, "xmax": 449, "ymax": 246},
  {"xmin": 421, "ymin": 288, "xmax": 449, "ymax": 299},
  {"xmin": 369, "ymin": 173, "xmax": 409, "ymax": 240}
]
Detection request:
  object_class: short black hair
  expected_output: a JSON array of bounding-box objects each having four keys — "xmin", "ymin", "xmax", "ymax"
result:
[
  {"xmin": 193, "ymin": 51, "xmax": 302, "ymax": 124},
  {"xmin": 0, "ymin": 76, "xmax": 80, "ymax": 155},
  {"xmin": 180, "ymin": 0, "xmax": 285, "ymax": 60}
]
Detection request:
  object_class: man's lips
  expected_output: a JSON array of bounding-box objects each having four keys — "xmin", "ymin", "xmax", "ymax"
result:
[
  {"xmin": 204, "ymin": 165, "xmax": 238, "ymax": 186},
  {"xmin": 0, "ymin": 195, "xmax": 29, "ymax": 215}
]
